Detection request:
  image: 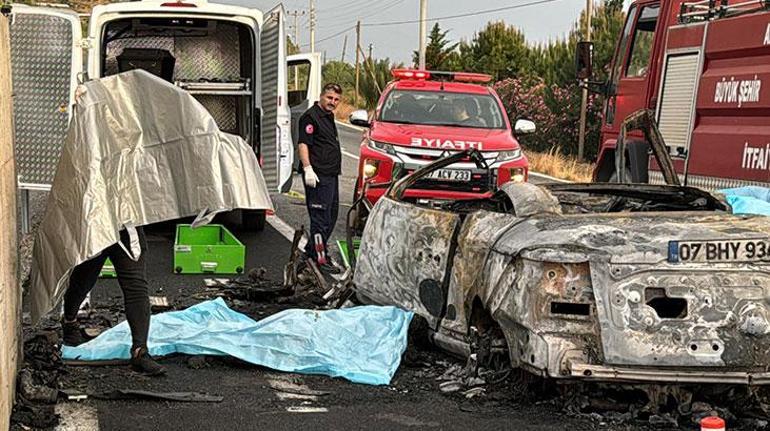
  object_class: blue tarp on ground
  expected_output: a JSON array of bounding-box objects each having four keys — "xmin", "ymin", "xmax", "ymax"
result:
[
  {"xmin": 721, "ymin": 186, "xmax": 770, "ymax": 216},
  {"xmin": 62, "ymin": 299, "xmax": 413, "ymax": 385}
]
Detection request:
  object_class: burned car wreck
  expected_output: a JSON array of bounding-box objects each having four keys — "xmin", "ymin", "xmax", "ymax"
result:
[{"xmin": 353, "ymin": 113, "xmax": 770, "ymax": 385}]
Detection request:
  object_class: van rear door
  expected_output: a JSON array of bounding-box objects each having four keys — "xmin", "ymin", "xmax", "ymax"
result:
[
  {"xmin": 261, "ymin": 4, "xmax": 293, "ymax": 192},
  {"xmin": 9, "ymin": 4, "xmax": 82, "ymax": 190},
  {"xmin": 287, "ymin": 52, "xmax": 322, "ymax": 169}
]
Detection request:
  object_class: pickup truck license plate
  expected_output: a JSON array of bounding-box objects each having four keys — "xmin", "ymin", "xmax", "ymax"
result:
[
  {"xmin": 429, "ymin": 169, "xmax": 471, "ymax": 182},
  {"xmin": 668, "ymin": 239, "xmax": 770, "ymax": 263}
]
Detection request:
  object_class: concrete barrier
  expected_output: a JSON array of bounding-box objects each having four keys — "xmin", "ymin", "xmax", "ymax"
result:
[{"xmin": 0, "ymin": 13, "xmax": 21, "ymax": 431}]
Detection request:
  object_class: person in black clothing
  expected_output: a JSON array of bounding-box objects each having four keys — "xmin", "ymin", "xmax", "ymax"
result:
[
  {"xmin": 297, "ymin": 83, "xmax": 343, "ymax": 269},
  {"xmin": 62, "ymin": 227, "xmax": 165, "ymax": 376}
]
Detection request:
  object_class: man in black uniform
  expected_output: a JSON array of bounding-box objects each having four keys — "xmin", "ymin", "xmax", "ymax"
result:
[{"xmin": 297, "ymin": 83, "xmax": 343, "ymax": 269}]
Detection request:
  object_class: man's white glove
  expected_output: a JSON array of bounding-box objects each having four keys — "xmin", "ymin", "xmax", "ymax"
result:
[{"xmin": 304, "ymin": 165, "xmax": 320, "ymax": 188}]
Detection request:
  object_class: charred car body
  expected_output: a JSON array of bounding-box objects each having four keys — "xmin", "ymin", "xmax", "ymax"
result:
[{"xmin": 353, "ymin": 111, "xmax": 770, "ymax": 385}]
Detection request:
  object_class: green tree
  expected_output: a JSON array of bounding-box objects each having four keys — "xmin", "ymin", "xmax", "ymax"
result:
[
  {"xmin": 411, "ymin": 23, "xmax": 461, "ymax": 70},
  {"xmin": 322, "ymin": 60, "xmax": 355, "ymax": 89},
  {"xmin": 287, "ymin": 37, "xmax": 300, "ymax": 55},
  {"xmin": 359, "ymin": 57, "xmax": 402, "ymax": 109},
  {"xmin": 457, "ymin": 21, "xmax": 530, "ymax": 81}
]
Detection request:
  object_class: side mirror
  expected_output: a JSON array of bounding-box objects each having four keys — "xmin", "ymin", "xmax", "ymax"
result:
[
  {"xmin": 514, "ymin": 119, "xmax": 536, "ymax": 135},
  {"xmin": 349, "ymin": 110, "xmax": 371, "ymax": 128},
  {"xmin": 575, "ymin": 41, "xmax": 594, "ymax": 81}
]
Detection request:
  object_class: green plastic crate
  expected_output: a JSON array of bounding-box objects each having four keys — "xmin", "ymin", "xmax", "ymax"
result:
[
  {"xmin": 336, "ymin": 239, "xmax": 361, "ymax": 268},
  {"xmin": 174, "ymin": 224, "xmax": 245, "ymax": 274},
  {"xmin": 99, "ymin": 258, "xmax": 116, "ymax": 278}
]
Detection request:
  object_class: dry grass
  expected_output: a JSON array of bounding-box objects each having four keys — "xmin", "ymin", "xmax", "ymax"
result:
[
  {"xmin": 525, "ymin": 147, "xmax": 594, "ymax": 183},
  {"xmin": 334, "ymin": 100, "xmax": 360, "ymax": 122}
]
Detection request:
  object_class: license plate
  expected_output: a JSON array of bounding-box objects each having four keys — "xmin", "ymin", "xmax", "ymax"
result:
[
  {"xmin": 668, "ymin": 239, "xmax": 770, "ymax": 263},
  {"xmin": 428, "ymin": 169, "xmax": 471, "ymax": 182}
]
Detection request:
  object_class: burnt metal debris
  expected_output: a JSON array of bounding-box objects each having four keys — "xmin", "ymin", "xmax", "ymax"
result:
[{"xmin": 354, "ymin": 145, "xmax": 770, "ymax": 389}]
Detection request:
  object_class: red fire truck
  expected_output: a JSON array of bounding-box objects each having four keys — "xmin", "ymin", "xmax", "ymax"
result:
[
  {"xmin": 580, "ymin": 0, "xmax": 770, "ymax": 189},
  {"xmin": 348, "ymin": 69, "xmax": 532, "ymax": 207}
]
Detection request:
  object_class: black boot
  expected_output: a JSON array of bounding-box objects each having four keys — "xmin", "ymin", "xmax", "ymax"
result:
[
  {"xmin": 130, "ymin": 347, "xmax": 166, "ymax": 376},
  {"xmin": 62, "ymin": 320, "xmax": 87, "ymax": 347}
]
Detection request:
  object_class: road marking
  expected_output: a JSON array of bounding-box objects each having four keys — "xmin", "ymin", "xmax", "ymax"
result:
[
  {"xmin": 342, "ymin": 149, "xmax": 360, "ymax": 160},
  {"xmin": 267, "ymin": 214, "xmax": 308, "ymax": 250},
  {"xmin": 529, "ymin": 171, "xmax": 573, "ymax": 183},
  {"xmin": 335, "ymin": 120, "xmax": 364, "ymax": 132},
  {"xmin": 55, "ymin": 402, "xmax": 99, "ymax": 431},
  {"xmin": 286, "ymin": 406, "xmax": 329, "ymax": 413}
]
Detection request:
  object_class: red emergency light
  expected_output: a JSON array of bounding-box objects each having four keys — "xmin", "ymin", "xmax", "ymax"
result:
[
  {"xmin": 161, "ymin": 1, "xmax": 197, "ymax": 7},
  {"xmin": 391, "ymin": 69, "xmax": 493, "ymax": 84},
  {"xmin": 391, "ymin": 69, "xmax": 431, "ymax": 80}
]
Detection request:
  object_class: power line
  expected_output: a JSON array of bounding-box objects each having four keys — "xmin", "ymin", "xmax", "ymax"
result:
[
  {"xmin": 322, "ymin": 0, "xmax": 405, "ymax": 23},
  {"xmin": 304, "ymin": 0, "xmax": 405, "ymax": 46},
  {"xmin": 300, "ymin": 24, "xmax": 356, "ymax": 47},
  {"xmin": 363, "ymin": 0, "xmax": 562, "ymax": 27},
  {"xmin": 304, "ymin": 0, "xmax": 560, "ymax": 50}
]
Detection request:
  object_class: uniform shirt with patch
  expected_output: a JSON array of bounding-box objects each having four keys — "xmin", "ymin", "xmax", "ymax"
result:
[{"xmin": 298, "ymin": 104, "xmax": 341, "ymax": 176}]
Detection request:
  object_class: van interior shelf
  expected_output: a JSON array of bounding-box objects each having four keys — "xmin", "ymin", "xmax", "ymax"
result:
[{"xmin": 175, "ymin": 80, "xmax": 251, "ymax": 96}]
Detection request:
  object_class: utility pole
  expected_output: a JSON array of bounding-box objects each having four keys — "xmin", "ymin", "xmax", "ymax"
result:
[
  {"xmin": 309, "ymin": 0, "xmax": 316, "ymax": 52},
  {"xmin": 577, "ymin": 0, "xmax": 592, "ymax": 161},
  {"xmin": 418, "ymin": 0, "xmax": 427, "ymax": 69},
  {"xmin": 287, "ymin": 10, "xmax": 305, "ymax": 52},
  {"xmin": 368, "ymin": 43, "xmax": 373, "ymax": 60},
  {"xmin": 341, "ymin": 34, "xmax": 348, "ymax": 62},
  {"xmin": 288, "ymin": 10, "xmax": 305, "ymax": 89},
  {"xmin": 355, "ymin": 20, "xmax": 361, "ymax": 106}
]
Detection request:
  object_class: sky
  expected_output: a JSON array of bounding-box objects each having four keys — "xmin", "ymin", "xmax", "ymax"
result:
[{"xmin": 220, "ymin": 0, "xmax": 591, "ymax": 65}]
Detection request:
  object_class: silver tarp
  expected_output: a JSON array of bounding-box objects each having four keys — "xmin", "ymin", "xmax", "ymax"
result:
[{"xmin": 29, "ymin": 70, "xmax": 273, "ymax": 322}]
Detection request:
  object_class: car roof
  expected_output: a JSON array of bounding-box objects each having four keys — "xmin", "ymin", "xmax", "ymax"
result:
[{"xmin": 389, "ymin": 80, "xmax": 493, "ymax": 95}]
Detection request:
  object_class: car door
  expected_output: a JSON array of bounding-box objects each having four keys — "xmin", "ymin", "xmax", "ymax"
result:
[
  {"xmin": 9, "ymin": 4, "xmax": 82, "ymax": 190},
  {"xmin": 287, "ymin": 52, "xmax": 322, "ymax": 171},
  {"xmin": 353, "ymin": 152, "xmax": 483, "ymax": 329}
]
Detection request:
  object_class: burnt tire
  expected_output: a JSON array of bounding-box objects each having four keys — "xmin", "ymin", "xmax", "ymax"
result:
[{"xmin": 407, "ymin": 315, "xmax": 432, "ymax": 351}]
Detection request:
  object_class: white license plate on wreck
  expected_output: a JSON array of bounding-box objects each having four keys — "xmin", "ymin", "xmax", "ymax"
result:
[
  {"xmin": 668, "ymin": 238, "xmax": 770, "ymax": 263},
  {"xmin": 428, "ymin": 169, "xmax": 471, "ymax": 182}
]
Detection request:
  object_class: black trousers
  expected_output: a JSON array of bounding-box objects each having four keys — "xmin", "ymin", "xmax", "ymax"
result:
[
  {"xmin": 303, "ymin": 174, "xmax": 339, "ymax": 261},
  {"xmin": 63, "ymin": 227, "xmax": 151, "ymax": 350}
]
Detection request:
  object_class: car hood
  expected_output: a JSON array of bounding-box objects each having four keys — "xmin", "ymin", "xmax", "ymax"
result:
[
  {"xmin": 494, "ymin": 211, "xmax": 770, "ymax": 265},
  {"xmin": 369, "ymin": 121, "xmax": 519, "ymax": 152}
]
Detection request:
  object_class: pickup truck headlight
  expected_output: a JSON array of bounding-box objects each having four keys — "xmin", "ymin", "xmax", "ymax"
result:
[
  {"xmin": 363, "ymin": 159, "xmax": 380, "ymax": 178},
  {"xmin": 495, "ymin": 149, "xmax": 522, "ymax": 163},
  {"xmin": 369, "ymin": 140, "xmax": 396, "ymax": 155},
  {"xmin": 510, "ymin": 167, "xmax": 526, "ymax": 183}
]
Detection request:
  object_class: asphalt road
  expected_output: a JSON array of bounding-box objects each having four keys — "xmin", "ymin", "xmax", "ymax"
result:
[{"xmin": 47, "ymin": 124, "xmax": 612, "ymax": 431}]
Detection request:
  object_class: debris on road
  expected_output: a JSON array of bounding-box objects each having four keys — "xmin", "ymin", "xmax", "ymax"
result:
[
  {"xmin": 11, "ymin": 332, "xmax": 63, "ymax": 429},
  {"xmin": 149, "ymin": 296, "xmax": 170, "ymax": 312}
]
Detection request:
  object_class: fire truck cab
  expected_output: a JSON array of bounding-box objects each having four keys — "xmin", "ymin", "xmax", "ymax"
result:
[
  {"xmin": 581, "ymin": 0, "xmax": 770, "ymax": 189},
  {"xmin": 350, "ymin": 69, "xmax": 531, "ymax": 209}
]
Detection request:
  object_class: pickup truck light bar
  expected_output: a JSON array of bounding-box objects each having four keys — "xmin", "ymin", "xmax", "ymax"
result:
[
  {"xmin": 161, "ymin": 1, "xmax": 198, "ymax": 7},
  {"xmin": 391, "ymin": 69, "xmax": 493, "ymax": 83}
]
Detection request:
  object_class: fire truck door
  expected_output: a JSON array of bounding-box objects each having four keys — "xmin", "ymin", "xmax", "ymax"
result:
[{"xmin": 603, "ymin": 4, "xmax": 660, "ymax": 143}]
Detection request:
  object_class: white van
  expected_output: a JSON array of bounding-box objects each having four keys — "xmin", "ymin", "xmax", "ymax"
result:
[{"xmin": 9, "ymin": 0, "xmax": 321, "ymax": 230}]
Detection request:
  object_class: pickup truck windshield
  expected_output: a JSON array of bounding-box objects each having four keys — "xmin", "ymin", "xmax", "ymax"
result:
[{"xmin": 379, "ymin": 89, "xmax": 505, "ymax": 129}]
